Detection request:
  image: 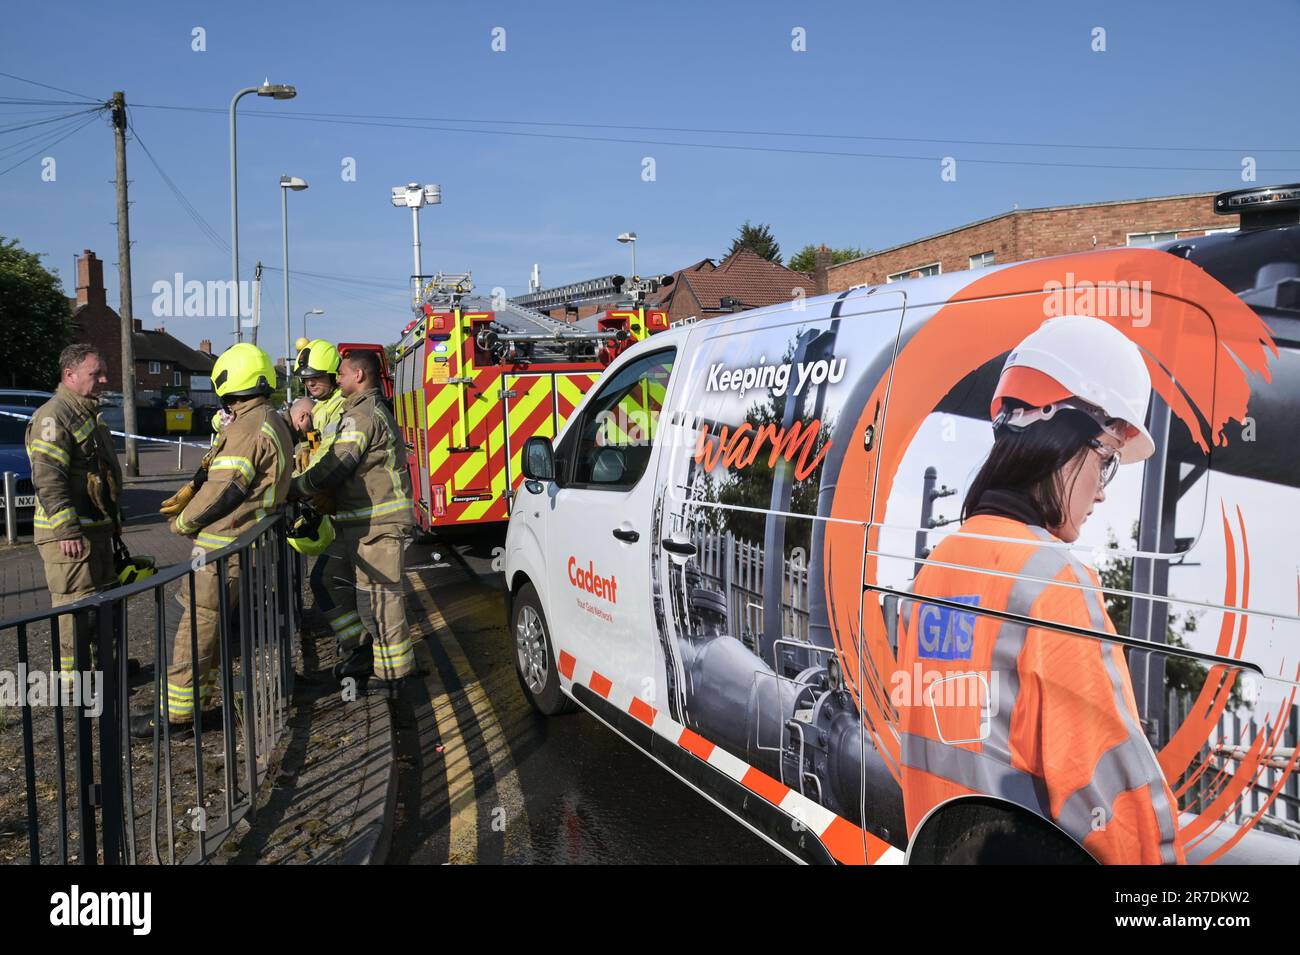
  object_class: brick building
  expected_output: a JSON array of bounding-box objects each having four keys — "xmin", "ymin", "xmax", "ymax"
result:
[
  {"xmin": 648, "ymin": 250, "xmax": 818, "ymax": 324},
  {"xmin": 825, "ymin": 191, "xmax": 1241, "ymax": 291},
  {"xmin": 69, "ymin": 250, "xmax": 216, "ymax": 401}
]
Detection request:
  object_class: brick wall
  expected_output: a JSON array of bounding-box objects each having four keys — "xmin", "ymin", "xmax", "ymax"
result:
[
  {"xmin": 827, "ymin": 194, "xmax": 1238, "ymax": 291},
  {"xmin": 666, "ymin": 282, "xmax": 705, "ymax": 325}
]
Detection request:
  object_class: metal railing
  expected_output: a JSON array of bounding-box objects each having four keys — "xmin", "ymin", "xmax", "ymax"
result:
[
  {"xmin": 0, "ymin": 514, "xmax": 299, "ymax": 864},
  {"xmin": 692, "ymin": 529, "xmax": 810, "ymax": 645},
  {"xmin": 1164, "ymin": 689, "xmax": 1300, "ymax": 838}
]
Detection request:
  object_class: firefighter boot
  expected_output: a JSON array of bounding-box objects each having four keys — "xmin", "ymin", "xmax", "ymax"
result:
[{"xmin": 332, "ymin": 643, "xmax": 374, "ymax": 684}]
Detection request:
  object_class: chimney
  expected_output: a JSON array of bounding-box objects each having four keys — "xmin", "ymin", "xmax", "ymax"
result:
[
  {"xmin": 198, "ymin": 339, "xmax": 213, "ymax": 355},
  {"xmin": 813, "ymin": 244, "xmax": 833, "ymax": 296},
  {"xmin": 76, "ymin": 250, "xmax": 106, "ymax": 309},
  {"xmin": 132, "ymin": 318, "xmax": 142, "ymax": 332}
]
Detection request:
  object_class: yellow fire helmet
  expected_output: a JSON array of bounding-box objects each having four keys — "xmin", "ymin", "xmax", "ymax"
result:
[
  {"xmin": 117, "ymin": 555, "xmax": 157, "ymax": 586},
  {"xmin": 112, "ymin": 537, "xmax": 157, "ymax": 586},
  {"xmin": 212, "ymin": 343, "xmax": 276, "ymax": 399},
  {"xmin": 287, "ymin": 509, "xmax": 335, "ymax": 557},
  {"xmin": 295, "ymin": 339, "xmax": 342, "ymax": 379}
]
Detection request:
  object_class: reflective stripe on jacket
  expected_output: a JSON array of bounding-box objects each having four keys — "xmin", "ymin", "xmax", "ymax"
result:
[
  {"xmin": 293, "ymin": 388, "xmax": 412, "ymax": 530},
  {"xmin": 897, "ymin": 514, "xmax": 1183, "ymax": 864},
  {"xmin": 24, "ymin": 385, "xmax": 122, "ymax": 543},
  {"xmin": 175, "ymin": 396, "xmax": 291, "ymax": 549},
  {"xmin": 307, "ymin": 388, "xmax": 346, "ymax": 468}
]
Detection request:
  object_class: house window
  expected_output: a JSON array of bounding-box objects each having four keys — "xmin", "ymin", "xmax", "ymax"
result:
[
  {"xmin": 148, "ymin": 361, "xmax": 160, "ymax": 374},
  {"xmin": 969, "ymin": 251, "xmax": 995, "ymax": 269},
  {"xmin": 1126, "ymin": 231, "xmax": 1178, "ymax": 247},
  {"xmin": 173, "ymin": 372, "xmax": 182, "ymax": 387},
  {"xmin": 886, "ymin": 262, "xmax": 941, "ymax": 283}
]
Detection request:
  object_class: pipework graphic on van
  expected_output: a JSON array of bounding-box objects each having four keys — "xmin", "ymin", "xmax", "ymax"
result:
[{"xmin": 638, "ymin": 238, "xmax": 1298, "ymax": 865}]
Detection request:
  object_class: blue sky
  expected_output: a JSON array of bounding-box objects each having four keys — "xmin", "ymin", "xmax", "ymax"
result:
[{"xmin": 2, "ymin": 0, "xmax": 1299, "ymax": 359}]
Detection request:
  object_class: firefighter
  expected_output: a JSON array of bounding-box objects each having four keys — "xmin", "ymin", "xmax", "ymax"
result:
[
  {"xmin": 290, "ymin": 348, "xmax": 415, "ymax": 694},
  {"xmin": 291, "ymin": 339, "xmax": 368, "ymax": 675},
  {"xmin": 898, "ymin": 315, "xmax": 1183, "ymax": 864},
  {"xmin": 295, "ymin": 339, "xmax": 346, "ymax": 462},
  {"xmin": 131, "ymin": 343, "xmax": 292, "ymax": 738},
  {"xmin": 25, "ymin": 344, "xmax": 122, "ymax": 675}
]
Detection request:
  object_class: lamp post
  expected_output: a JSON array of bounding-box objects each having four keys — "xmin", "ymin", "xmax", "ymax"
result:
[
  {"xmin": 230, "ymin": 80, "xmax": 296, "ymax": 344},
  {"xmin": 280, "ymin": 175, "xmax": 308, "ymax": 396},
  {"xmin": 391, "ymin": 183, "xmax": 441, "ymax": 303},
  {"xmin": 617, "ymin": 231, "xmax": 638, "ymax": 281}
]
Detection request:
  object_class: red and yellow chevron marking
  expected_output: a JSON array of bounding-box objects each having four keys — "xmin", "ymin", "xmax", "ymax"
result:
[
  {"xmin": 409, "ymin": 312, "xmax": 621, "ymax": 528},
  {"xmin": 504, "ymin": 374, "xmax": 558, "ymax": 485},
  {"xmin": 555, "ymin": 372, "xmax": 601, "ymax": 432}
]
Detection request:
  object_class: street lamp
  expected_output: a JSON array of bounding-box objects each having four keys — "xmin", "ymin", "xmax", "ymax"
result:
[
  {"xmin": 617, "ymin": 231, "xmax": 638, "ymax": 280},
  {"xmin": 280, "ymin": 175, "xmax": 308, "ymax": 396},
  {"xmin": 391, "ymin": 182, "xmax": 441, "ymax": 302},
  {"xmin": 301, "ymin": 307, "xmax": 325, "ymax": 343},
  {"xmin": 230, "ymin": 80, "xmax": 297, "ymax": 344}
]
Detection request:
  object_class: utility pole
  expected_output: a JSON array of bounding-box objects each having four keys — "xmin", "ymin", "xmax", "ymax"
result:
[{"xmin": 110, "ymin": 91, "xmax": 139, "ymax": 476}]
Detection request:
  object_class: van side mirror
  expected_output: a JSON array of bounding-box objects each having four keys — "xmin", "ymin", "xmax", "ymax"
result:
[{"xmin": 522, "ymin": 436, "xmax": 555, "ymax": 482}]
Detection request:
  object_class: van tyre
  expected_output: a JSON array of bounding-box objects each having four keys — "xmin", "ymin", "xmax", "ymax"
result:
[{"xmin": 513, "ymin": 583, "xmax": 575, "ymax": 716}]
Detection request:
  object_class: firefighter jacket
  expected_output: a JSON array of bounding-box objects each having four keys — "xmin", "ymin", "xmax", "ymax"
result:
[
  {"xmin": 174, "ymin": 395, "xmax": 292, "ymax": 551},
  {"xmin": 897, "ymin": 514, "xmax": 1184, "ymax": 864},
  {"xmin": 25, "ymin": 385, "xmax": 123, "ymax": 543},
  {"xmin": 292, "ymin": 388, "xmax": 412, "ymax": 531},
  {"xmin": 306, "ymin": 387, "xmax": 346, "ymax": 469}
]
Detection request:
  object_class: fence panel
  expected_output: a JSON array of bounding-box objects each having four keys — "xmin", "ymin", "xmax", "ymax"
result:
[{"xmin": 0, "ymin": 514, "xmax": 298, "ymax": 865}]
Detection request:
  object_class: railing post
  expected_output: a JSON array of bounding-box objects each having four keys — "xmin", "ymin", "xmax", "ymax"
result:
[
  {"xmin": 239, "ymin": 547, "xmax": 258, "ymax": 818},
  {"xmin": 95, "ymin": 600, "xmax": 125, "ymax": 864},
  {"xmin": 3, "ymin": 471, "xmax": 16, "ymax": 544},
  {"xmin": 71, "ymin": 605, "xmax": 98, "ymax": 864}
]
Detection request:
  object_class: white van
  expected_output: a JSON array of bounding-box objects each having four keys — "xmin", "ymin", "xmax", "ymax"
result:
[{"xmin": 504, "ymin": 185, "xmax": 1300, "ymax": 865}]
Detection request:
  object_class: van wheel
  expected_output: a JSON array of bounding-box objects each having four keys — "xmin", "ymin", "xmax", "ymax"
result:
[
  {"xmin": 513, "ymin": 583, "xmax": 575, "ymax": 716},
  {"xmin": 909, "ymin": 799, "xmax": 1095, "ymax": 865}
]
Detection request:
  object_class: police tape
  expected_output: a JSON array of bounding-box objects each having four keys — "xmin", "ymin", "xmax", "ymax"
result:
[{"xmin": 0, "ymin": 409, "xmax": 211, "ymax": 449}]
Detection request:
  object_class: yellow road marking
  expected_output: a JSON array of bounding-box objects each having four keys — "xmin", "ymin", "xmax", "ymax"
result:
[{"xmin": 408, "ymin": 578, "xmax": 530, "ymax": 863}]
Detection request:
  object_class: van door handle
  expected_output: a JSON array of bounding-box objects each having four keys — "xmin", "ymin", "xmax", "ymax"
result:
[
  {"xmin": 661, "ymin": 538, "xmax": 696, "ymax": 557},
  {"xmin": 612, "ymin": 528, "xmax": 640, "ymax": 543}
]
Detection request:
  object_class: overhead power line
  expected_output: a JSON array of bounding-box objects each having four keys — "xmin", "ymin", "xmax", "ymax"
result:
[
  {"xmin": 127, "ymin": 100, "xmax": 1300, "ymax": 161},
  {"xmin": 0, "ymin": 70, "xmax": 99, "ymax": 103},
  {"xmin": 0, "ymin": 111, "xmax": 102, "ymax": 177}
]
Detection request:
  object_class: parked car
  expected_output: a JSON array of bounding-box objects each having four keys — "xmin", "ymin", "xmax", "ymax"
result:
[
  {"xmin": 0, "ymin": 389, "xmax": 53, "ymax": 409},
  {"xmin": 0, "ymin": 404, "xmax": 36, "ymax": 525}
]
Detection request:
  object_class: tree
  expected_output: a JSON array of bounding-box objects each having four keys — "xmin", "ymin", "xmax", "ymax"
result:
[
  {"xmin": 726, "ymin": 221, "xmax": 782, "ymax": 265},
  {"xmin": 0, "ymin": 236, "xmax": 72, "ymax": 389},
  {"xmin": 786, "ymin": 244, "xmax": 868, "ymax": 274},
  {"xmin": 1097, "ymin": 524, "xmax": 1242, "ymax": 709}
]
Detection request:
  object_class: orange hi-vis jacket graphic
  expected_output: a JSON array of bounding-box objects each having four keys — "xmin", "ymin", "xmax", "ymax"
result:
[{"xmin": 897, "ymin": 514, "xmax": 1184, "ymax": 864}]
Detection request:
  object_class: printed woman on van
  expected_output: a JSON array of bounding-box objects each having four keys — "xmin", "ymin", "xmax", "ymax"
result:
[{"xmin": 897, "ymin": 314, "xmax": 1183, "ymax": 864}]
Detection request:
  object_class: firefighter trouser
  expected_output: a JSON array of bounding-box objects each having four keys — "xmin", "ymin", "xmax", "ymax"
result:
[
  {"xmin": 37, "ymin": 531, "xmax": 116, "ymax": 673},
  {"xmin": 162, "ymin": 555, "xmax": 240, "ymax": 722},
  {"xmin": 325, "ymin": 526, "xmax": 413, "ymax": 680},
  {"xmin": 308, "ymin": 537, "xmax": 362, "ymax": 655}
]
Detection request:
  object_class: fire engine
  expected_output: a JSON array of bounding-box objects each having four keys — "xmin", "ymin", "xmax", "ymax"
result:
[{"xmin": 392, "ymin": 272, "xmax": 671, "ymax": 530}]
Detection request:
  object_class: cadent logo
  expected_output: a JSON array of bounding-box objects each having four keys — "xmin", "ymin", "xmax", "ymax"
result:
[{"xmin": 568, "ymin": 556, "xmax": 618, "ymax": 604}]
